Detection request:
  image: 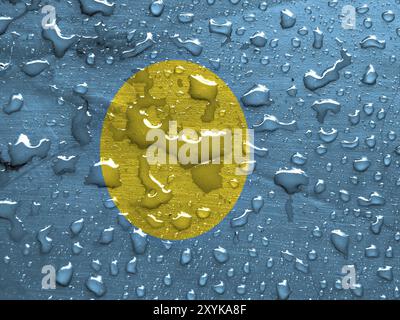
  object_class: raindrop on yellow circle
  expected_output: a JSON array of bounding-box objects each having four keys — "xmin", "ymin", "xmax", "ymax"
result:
[{"xmin": 100, "ymin": 60, "xmax": 250, "ymax": 240}]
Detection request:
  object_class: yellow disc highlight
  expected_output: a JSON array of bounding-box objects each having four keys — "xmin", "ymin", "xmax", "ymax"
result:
[{"xmin": 100, "ymin": 60, "xmax": 249, "ymax": 240}]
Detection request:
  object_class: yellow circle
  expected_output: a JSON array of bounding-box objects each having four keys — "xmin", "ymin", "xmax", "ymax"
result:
[{"xmin": 100, "ymin": 60, "xmax": 249, "ymax": 240}]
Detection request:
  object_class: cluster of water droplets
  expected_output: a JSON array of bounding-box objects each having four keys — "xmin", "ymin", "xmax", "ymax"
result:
[{"xmin": 1, "ymin": 0, "xmax": 400, "ymax": 300}]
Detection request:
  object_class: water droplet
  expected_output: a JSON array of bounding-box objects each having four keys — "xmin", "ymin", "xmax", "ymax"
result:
[
  {"xmin": 213, "ymin": 246, "xmax": 229, "ymax": 263},
  {"xmin": 353, "ymin": 156, "xmax": 370, "ymax": 172},
  {"xmin": 171, "ymin": 34, "xmax": 203, "ymax": 56},
  {"xmin": 280, "ymin": 9, "xmax": 296, "ymax": 29},
  {"xmin": 8, "ymin": 134, "xmax": 51, "ymax": 166},
  {"xmin": 149, "ymin": 0, "xmax": 164, "ymax": 17},
  {"xmin": 178, "ymin": 13, "xmax": 194, "ymax": 24},
  {"xmin": 3, "ymin": 93, "xmax": 24, "ymax": 115},
  {"xmin": 304, "ymin": 50, "xmax": 351, "ymax": 91},
  {"xmin": 122, "ymin": 32, "xmax": 155, "ymax": 58},
  {"xmin": 360, "ymin": 35, "xmax": 386, "ymax": 49},
  {"xmin": 126, "ymin": 257, "xmax": 137, "ymax": 274},
  {"xmin": 382, "ymin": 10, "xmax": 395, "ymax": 23},
  {"xmin": 213, "ymin": 281, "xmax": 225, "ymax": 294},
  {"xmin": 86, "ymin": 275, "xmax": 106, "ymax": 297},
  {"xmin": 313, "ymin": 27, "xmax": 323, "ymax": 49},
  {"xmin": 330, "ymin": 229, "xmax": 349, "ymax": 257},
  {"xmin": 180, "ymin": 248, "xmax": 192, "ymax": 265},
  {"xmin": 250, "ymin": 31, "xmax": 267, "ymax": 47},
  {"xmin": 377, "ymin": 266, "xmax": 393, "ymax": 281},
  {"xmin": 0, "ymin": 200, "xmax": 26, "ymax": 241},
  {"xmin": 80, "ymin": 1, "xmax": 114, "ymax": 15},
  {"xmin": 251, "ymin": 195, "xmax": 264, "ymax": 213},
  {"xmin": 241, "ymin": 84, "xmax": 271, "ymax": 107},
  {"xmin": 99, "ymin": 226, "xmax": 114, "ymax": 244},
  {"xmin": 276, "ymin": 279, "xmax": 291, "ymax": 300},
  {"xmin": 361, "ymin": 64, "xmax": 378, "ymax": 85},
  {"xmin": 21, "ymin": 59, "xmax": 49, "ymax": 77},
  {"xmin": 56, "ymin": 262, "xmax": 73, "ymax": 286},
  {"xmin": 70, "ymin": 218, "xmax": 84, "ymax": 236}
]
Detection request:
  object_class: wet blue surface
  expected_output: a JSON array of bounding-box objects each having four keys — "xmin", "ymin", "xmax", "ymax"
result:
[{"xmin": 1, "ymin": 0, "xmax": 400, "ymax": 299}]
